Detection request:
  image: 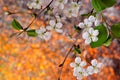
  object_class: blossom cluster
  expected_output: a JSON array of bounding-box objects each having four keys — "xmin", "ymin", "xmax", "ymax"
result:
[
  {"xmin": 27, "ymin": 0, "xmax": 82, "ymax": 18},
  {"xmin": 35, "ymin": 27, "xmax": 51, "ymax": 40},
  {"xmin": 36, "ymin": 19, "xmax": 63, "ymax": 40},
  {"xmin": 27, "ymin": 0, "xmax": 83, "ymax": 40},
  {"xmin": 78, "ymin": 15, "xmax": 101, "ymax": 44},
  {"xmin": 27, "ymin": 0, "xmax": 101, "ymax": 44},
  {"xmin": 70, "ymin": 57, "xmax": 103, "ymax": 80},
  {"xmin": 27, "ymin": 0, "xmax": 43, "ymax": 9}
]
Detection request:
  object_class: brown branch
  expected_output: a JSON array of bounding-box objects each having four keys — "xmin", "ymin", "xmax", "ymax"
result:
[
  {"xmin": 37, "ymin": 0, "xmax": 54, "ymax": 18},
  {"xmin": 25, "ymin": 0, "xmax": 54, "ymax": 30},
  {"xmin": 58, "ymin": 32, "xmax": 81, "ymax": 80}
]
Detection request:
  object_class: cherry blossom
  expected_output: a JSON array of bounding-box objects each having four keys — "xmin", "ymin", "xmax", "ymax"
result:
[
  {"xmin": 46, "ymin": 20, "xmax": 63, "ymax": 33},
  {"xmin": 36, "ymin": 27, "xmax": 51, "ymax": 40}
]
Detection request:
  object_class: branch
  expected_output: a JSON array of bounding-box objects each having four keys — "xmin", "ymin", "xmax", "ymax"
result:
[
  {"xmin": 58, "ymin": 32, "xmax": 80, "ymax": 80},
  {"xmin": 25, "ymin": 0, "xmax": 54, "ymax": 30},
  {"xmin": 37, "ymin": 0, "xmax": 54, "ymax": 18}
]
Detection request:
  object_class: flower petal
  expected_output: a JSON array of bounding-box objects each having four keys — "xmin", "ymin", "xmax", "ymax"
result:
[
  {"xmin": 56, "ymin": 22, "xmax": 63, "ymax": 28},
  {"xmin": 88, "ymin": 15, "xmax": 96, "ymax": 22},
  {"xmin": 92, "ymin": 30, "xmax": 99, "ymax": 36},
  {"xmin": 46, "ymin": 26, "xmax": 52, "ymax": 30},
  {"xmin": 75, "ymin": 57, "xmax": 81, "ymax": 64},
  {"xmin": 49, "ymin": 20, "xmax": 56, "ymax": 26},
  {"xmin": 95, "ymin": 19, "xmax": 100, "ymax": 26},
  {"xmin": 55, "ymin": 29, "xmax": 63, "ymax": 33},
  {"xmin": 44, "ymin": 32, "xmax": 51, "ymax": 40},
  {"xmin": 82, "ymin": 32, "xmax": 89, "ymax": 39},
  {"xmin": 80, "ymin": 61, "xmax": 86, "ymax": 67},
  {"xmin": 92, "ymin": 36, "xmax": 98, "ymax": 42},
  {"xmin": 85, "ymin": 38, "xmax": 91, "ymax": 44},
  {"xmin": 88, "ymin": 28, "xmax": 94, "ymax": 34},
  {"xmin": 97, "ymin": 63, "xmax": 103, "ymax": 68},
  {"xmin": 70, "ymin": 62, "xmax": 76, "ymax": 67},
  {"xmin": 91, "ymin": 59, "xmax": 97, "ymax": 66},
  {"xmin": 78, "ymin": 22, "xmax": 85, "ymax": 28},
  {"xmin": 87, "ymin": 66, "xmax": 94, "ymax": 75}
]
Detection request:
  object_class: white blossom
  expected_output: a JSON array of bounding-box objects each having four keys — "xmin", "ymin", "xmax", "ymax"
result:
[
  {"xmin": 46, "ymin": 20, "xmax": 63, "ymax": 33},
  {"xmin": 91, "ymin": 59, "xmax": 103, "ymax": 73},
  {"xmin": 27, "ymin": 0, "xmax": 43, "ymax": 9},
  {"xmin": 78, "ymin": 15, "xmax": 101, "ymax": 30},
  {"xmin": 78, "ymin": 19, "xmax": 92, "ymax": 31},
  {"xmin": 94, "ymin": 19, "xmax": 101, "ymax": 26},
  {"xmin": 70, "ymin": 57, "xmax": 103, "ymax": 80},
  {"xmin": 70, "ymin": 57, "xmax": 86, "ymax": 68},
  {"xmin": 55, "ymin": 15, "xmax": 66, "ymax": 22},
  {"xmin": 82, "ymin": 28, "xmax": 99, "ymax": 44},
  {"xmin": 64, "ymin": 2, "xmax": 81, "ymax": 18},
  {"xmin": 75, "ymin": 68, "xmax": 88, "ymax": 80},
  {"xmin": 54, "ymin": 0, "xmax": 68, "ymax": 9},
  {"xmin": 88, "ymin": 15, "xmax": 96, "ymax": 22},
  {"xmin": 36, "ymin": 27, "xmax": 51, "ymax": 40}
]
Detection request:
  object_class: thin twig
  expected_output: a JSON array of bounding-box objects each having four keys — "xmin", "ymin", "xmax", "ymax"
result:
[
  {"xmin": 58, "ymin": 32, "xmax": 81, "ymax": 80},
  {"xmin": 25, "ymin": 0, "xmax": 54, "ymax": 30},
  {"xmin": 37, "ymin": 0, "xmax": 54, "ymax": 18},
  {"xmin": 24, "ymin": 17, "xmax": 36, "ymax": 31}
]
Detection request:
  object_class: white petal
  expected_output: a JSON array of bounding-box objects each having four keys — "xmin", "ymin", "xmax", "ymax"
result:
[
  {"xmin": 77, "ymin": 76, "xmax": 83, "ymax": 80},
  {"xmin": 78, "ymin": 2, "xmax": 82, "ymax": 5},
  {"xmin": 46, "ymin": 26, "xmax": 52, "ymax": 30},
  {"xmin": 84, "ymin": 19, "xmax": 89, "ymax": 25},
  {"xmin": 83, "ymin": 70, "xmax": 89, "ymax": 76},
  {"xmin": 85, "ymin": 38, "xmax": 91, "ymax": 44},
  {"xmin": 92, "ymin": 30, "xmax": 99, "ymax": 36},
  {"xmin": 95, "ymin": 19, "xmax": 100, "ymax": 26},
  {"xmin": 73, "ymin": 70, "xmax": 79, "ymax": 76},
  {"xmin": 88, "ymin": 28, "xmax": 94, "ymax": 34},
  {"xmin": 49, "ymin": 20, "xmax": 56, "ymax": 26},
  {"xmin": 55, "ymin": 29, "xmax": 63, "ymax": 33},
  {"xmin": 80, "ymin": 61, "xmax": 86, "ymax": 67},
  {"xmin": 56, "ymin": 22, "xmax": 63, "ymax": 28},
  {"xmin": 91, "ymin": 59, "xmax": 97, "ymax": 66},
  {"xmin": 44, "ymin": 32, "xmax": 51, "ymax": 40},
  {"xmin": 92, "ymin": 36, "xmax": 98, "ymax": 42},
  {"xmin": 35, "ymin": 30, "xmax": 41, "ymax": 34},
  {"xmin": 78, "ymin": 22, "xmax": 85, "ymax": 28},
  {"xmin": 88, "ymin": 15, "xmax": 96, "ymax": 22},
  {"xmin": 38, "ymin": 27, "xmax": 46, "ymax": 33},
  {"xmin": 97, "ymin": 63, "xmax": 103, "ymax": 68},
  {"xmin": 75, "ymin": 57, "xmax": 81, "ymax": 64},
  {"xmin": 75, "ymin": 67, "xmax": 83, "ymax": 72},
  {"xmin": 70, "ymin": 62, "xmax": 76, "ymax": 67},
  {"xmin": 87, "ymin": 22, "xmax": 93, "ymax": 27},
  {"xmin": 87, "ymin": 66, "xmax": 94, "ymax": 75},
  {"xmin": 94, "ymin": 68, "xmax": 99, "ymax": 73},
  {"xmin": 82, "ymin": 32, "xmax": 89, "ymax": 39}
]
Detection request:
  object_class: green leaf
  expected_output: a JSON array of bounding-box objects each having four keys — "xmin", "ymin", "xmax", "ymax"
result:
[
  {"xmin": 73, "ymin": 45, "xmax": 81, "ymax": 54},
  {"xmin": 103, "ymin": 35, "xmax": 112, "ymax": 46},
  {"xmin": 27, "ymin": 29, "xmax": 38, "ymax": 37},
  {"xmin": 11, "ymin": 19, "xmax": 23, "ymax": 30},
  {"xmin": 92, "ymin": 0, "xmax": 116, "ymax": 12},
  {"xmin": 90, "ymin": 24, "xmax": 108, "ymax": 48},
  {"xmin": 111, "ymin": 23, "xmax": 120, "ymax": 38},
  {"xmin": 81, "ymin": 13, "xmax": 91, "ymax": 17},
  {"xmin": 101, "ymin": 0, "xmax": 116, "ymax": 7}
]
